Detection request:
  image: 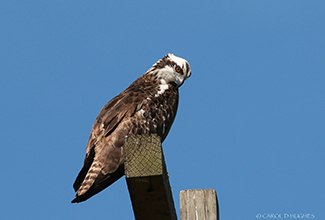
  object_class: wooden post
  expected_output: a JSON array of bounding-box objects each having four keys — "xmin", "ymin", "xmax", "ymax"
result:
[
  {"xmin": 180, "ymin": 189, "xmax": 219, "ymax": 220},
  {"xmin": 124, "ymin": 134, "xmax": 177, "ymax": 220}
]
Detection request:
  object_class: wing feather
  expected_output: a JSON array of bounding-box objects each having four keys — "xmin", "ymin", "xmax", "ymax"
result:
[
  {"xmin": 85, "ymin": 91, "xmax": 140, "ymax": 153},
  {"xmin": 72, "ymin": 81, "xmax": 179, "ymax": 203},
  {"xmin": 73, "ymin": 89, "xmax": 144, "ymax": 202}
]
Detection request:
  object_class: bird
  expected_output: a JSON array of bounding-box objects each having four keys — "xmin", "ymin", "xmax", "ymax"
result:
[{"xmin": 72, "ymin": 53, "xmax": 191, "ymax": 203}]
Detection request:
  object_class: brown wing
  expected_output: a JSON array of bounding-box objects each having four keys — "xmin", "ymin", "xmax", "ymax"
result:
[
  {"xmin": 72, "ymin": 81, "xmax": 179, "ymax": 203},
  {"xmin": 72, "ymin": 88, "xmax": 144, "ymax": 202}
]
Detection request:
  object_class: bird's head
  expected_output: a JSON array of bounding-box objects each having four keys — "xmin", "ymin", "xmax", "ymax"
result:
[{"xmin": 153, "ymin": 53, "xmax": 191, "ymax": 88}]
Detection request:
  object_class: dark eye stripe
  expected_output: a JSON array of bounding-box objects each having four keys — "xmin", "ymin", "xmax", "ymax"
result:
[
  {"xmin": 185, "ymin": 62, "xmax": 190, "ymax": 74},
  {"xmin": 175, "ymin": 65, "xmax": 184, "ymax": 75}
]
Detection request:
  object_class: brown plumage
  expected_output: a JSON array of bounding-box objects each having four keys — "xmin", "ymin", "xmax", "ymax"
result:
[{"xmin": 72, "ymin": 54, "xmax": 191, "ymax": 203}]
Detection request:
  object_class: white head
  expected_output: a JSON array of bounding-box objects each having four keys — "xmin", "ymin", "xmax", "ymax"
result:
[{"xmin": 153, "ymin": 53, "xmax": 191, "ymax": 88}]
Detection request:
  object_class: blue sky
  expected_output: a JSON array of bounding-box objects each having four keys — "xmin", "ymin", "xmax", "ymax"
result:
[{"xmin": 1, "ymin": 1, "xmax": 324, "ymax": 219}]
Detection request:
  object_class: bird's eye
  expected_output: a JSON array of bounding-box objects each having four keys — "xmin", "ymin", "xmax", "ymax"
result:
[{"xmin": 175, "ymin": 66, "xmax": 182, "ymax": 73}]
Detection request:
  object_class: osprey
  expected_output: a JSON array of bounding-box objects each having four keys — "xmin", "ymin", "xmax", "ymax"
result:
[{"xmin": 72, "ymin": 54, "xmax": 191, "ymax": 203}]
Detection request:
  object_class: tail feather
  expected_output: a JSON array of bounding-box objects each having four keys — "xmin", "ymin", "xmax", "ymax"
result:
[
  {"xmin": 73, "ymin": 148, "xmax": 95, "ymax": 192},
  {"xmin": 71, "ymin": 164, "xmax": 124, "ymax": 203},
  {"xmin": 75, "ymin": 161, "xmax": 101, "ymax": 197}
]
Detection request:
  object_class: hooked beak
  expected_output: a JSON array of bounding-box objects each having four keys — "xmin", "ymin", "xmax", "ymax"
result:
[{"xmin": 175, "ymin": 75, "xmax": 184, "ymax": 88}]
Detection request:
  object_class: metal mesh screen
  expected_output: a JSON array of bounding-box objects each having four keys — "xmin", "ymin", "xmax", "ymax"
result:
[{"xmin": 124, "ymin": 134, "xmax": 163, "ymax": 178}]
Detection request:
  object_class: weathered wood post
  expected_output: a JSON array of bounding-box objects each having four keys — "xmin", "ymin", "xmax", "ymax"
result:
[
  {"xmin": 180, "ymin": 189, "xmax": 219, "ymax": 220},
  {"xmin": 124, "ymin": 134, "xmax": 177, "ymax": 220}
]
